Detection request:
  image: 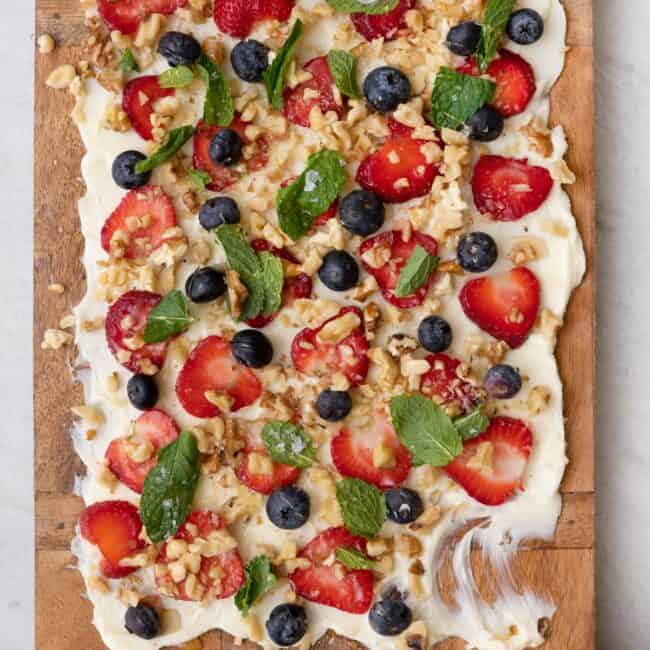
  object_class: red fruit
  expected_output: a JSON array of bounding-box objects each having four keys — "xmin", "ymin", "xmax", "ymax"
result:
[
  {"xmin": 459, "ymin": 267, "xmax": 541, "ymax": 349},
  {"xmin": 98, "ymin": 0, "xmax": 187, "ymax": 35},
  {"xmin": 101, "ymin": 185, "xmax": 177, "ymax": 260},
  {"xmin": 193, "ymin": 117, "xmax": 269, "ymax": 192},
  {"xmin": 105, "ymin": 290, "xmax": 169, "ymax": 374},
  {"xmin": 360, "ymin": 229, "xmax": 438, "ymax": 308},
  {"xmin": 176, "ymin": 336, "xmax": 262, "ymax": 418},
  {"xmin": 122, "ymin": 76, "xmax": 175, "ymax": 141},
  {"xmin": 214, "ymin": 0, "xmax": 294, "ymax": 38},
  {"xmin": 472, "ymin": 155, "xmax": 553, "ymax": 222},
  {"xmin": 445, "ymin": 417, "xmax": 533, "ymax": 505},
  {"xmin": 106, "ymin": 410, "xmax": 180, "ymax": 494},
  {"xmin": 291, "ymin": 307, "xmax": 369, "ymax": 387},
  {"xmin": 284, "ymin": 56, "xmax": 347, "ymax": 128},
  {"xmin": 351, "ymin": 0, "xmax": 414, "ymax": 41},
  {"xmin": 156, "ymin": 510, "xmax": 245, "ymax": 600},
  {"xmin": 290, "ymin": 527, "xmax": 374, "ymax": 614},
  {"xmin": 356, "ymin": 118, "xmax": 440, "ymax": 203},
  {"xmin": 80, "ymin": 500, "xmax": 145, "ymax": 579}
]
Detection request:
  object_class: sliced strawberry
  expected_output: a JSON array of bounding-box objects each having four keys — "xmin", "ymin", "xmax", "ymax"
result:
[
  {"xmin": 356, "ymin": 118, "xmax": 440, "ymax": 203},
  {"xmin": 290, "ymin": 527, "xmax": 373, "ymax": 614},
  {"xmin": 106, "ymin": 410, "xmax": 180, "ymax": 494},
  {"xmin": 472, "ymin": 155, "xmax": 553, "ymax": 222},
  {"xmin": 214, "ymin": 0, "xmax": 294, "ymax": 38},
  {"xmin": 98, "ymin": 0, "xmax": 187, "ymax": 34},
  {"xmin": 445, "ymin": 417, "xmax": 533, "ymax": 505},
  {"xmin": 176, "ymin": 336, "xmax": 262, "ymax": 418},
  {"xmin": 351, "ymin": 0, "xmax": 414, "ymax": 41},
  {"xmin": 105, "ymin": 290, "xmax": 169, "ymax": 374},
  {"xmin": 80, "ymin": 500, "xmax": 145, "ymax": 579},
  {"xmin": 193, "ymin": 117, "xmax": 269, "ymax": 192},
  {"xmin": 156, "ymin": 510, "xmax": 245, "ymax": 600},
  {"xmin": 122, "ymin": 76, "xmax": 175, "ymax": 141},
  {"xmin": 101, "ymin": 185, "xmax": 177, "ymax": 260},
  {"xmin": 459, "ymin": 267, "xmax": 541, "ymax": 349},
  {"xmin": 283, "ymin": 56, "xmax": 346, "ymax": 128},
  {"xmin": 291, "ymin": 307, "xmax": 369, "ymax": 387}
]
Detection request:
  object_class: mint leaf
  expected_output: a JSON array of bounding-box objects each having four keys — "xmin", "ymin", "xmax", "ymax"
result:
[
  {"xmin": 454, "ymin": 408, "xmax": 489, "ymax": 441},
  {"xmin": 477, "ymin": 0, "xmax": 517, "ymax": 71},
  {"xmin": 335, "ymin": 547, "xmax": 376, "ymax": 570},
  {"xmin": 261, "ymin": 421, "xmax": 315, "ymax": 469},
  {"xmin": 140, "ymin": 431, "xmax": 200, "ymax": 543},
  {"xmin": 336, "ymin": 478, "xmax": 387, "ymax": 538},
  {"xmin": 277, "ymin": 149, "xmax": 346, "ymax": 241},
  {"xmin": 326, "ymin": 0, "xmax": 399, "ymax": 14},
  {"xmin": 159, "ymin": 65, "xmax": 194, "ymax": 88},
  {"xmin": 394, "ymin": 245, "xmax": 438, "ymax": 297},
  {"xmin": 135, "ymin": 125, "xmax": 195, "ymax": 174},
  {"xmin": 390, "ymin": 395, "xmax": 463, "ymax": 467},
  {"xmin": 235, "ymin": 556, "xmax": 277, "ymax": 616},
  {"xmin": 144, "ymin": 290, "xmax": 192, "ymax": 343},
  {"xmin": 118, "ymin": 48, "xmax": 138, "ymax": 73},
  {"xmin": 188, "ymin": 168, "xmax": 212, "ymax": 192},
  {"xmin": 263, "ymin": 20, "xmax": 303, "ymax": 110},
  {"xmin": 430, "ymin": 68, "xmax": 495, "ymax": 130},
  {"xmin": 197, "ymin": 53, "xmax": 234, "ymax": 127},
  {"xmin": 327, "ymin": 50, "xmax": 360, "ymax": 99},
  {"xmin": 258, "ymin": 252, "xmax": 284, "ymax": 316}
]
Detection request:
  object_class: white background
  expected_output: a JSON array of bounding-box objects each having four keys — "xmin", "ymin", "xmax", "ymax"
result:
[{"xmin": 0, "ymin": 0, "xmax": 648, "ymax": 647}]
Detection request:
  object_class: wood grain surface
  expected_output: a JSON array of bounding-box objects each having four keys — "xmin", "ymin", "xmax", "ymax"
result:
[{"xmin": 33, "ymin": 2, "xmax": 595, "ymax": 648}]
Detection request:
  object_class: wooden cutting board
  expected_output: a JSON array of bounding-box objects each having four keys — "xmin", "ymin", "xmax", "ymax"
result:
[{"xmin": 33, "ymin": 2, "xmax": 595, "ymax": 648}]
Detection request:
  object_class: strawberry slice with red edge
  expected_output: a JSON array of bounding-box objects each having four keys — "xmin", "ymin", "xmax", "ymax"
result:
[
  {"xmin": 98, "ymin": 0, "xmax": 188, "ymax": 35},
  {"xmin": 105, "ymin": 290, "xmax": 169, "ymax": 374},
  {"xmin": 356, "ymin": 118, "xmax": 440, "ymax": 203},
  {"xmin": 214, "ymin": 0, "xmax": 294, "ymax": 38},
  {"xmin": 106, "ymin": 410, "xmax": 180, "ymax": 494},
  {"xmin": 459, "ymin": 267, "xmax": 541, "ymax": 349},
  {"xmin": 122, "ymin": 76, "xmax": 175, "ymax": 141},
  {"xmin": 360, "ymin": 229, "xmax": 438, "ymax": 308},
  {"xmin": 80, "ymin": 500, "xmax": 145, "ymax": 579},
  {"xmin": 176, "ymin": 335, "xmax": 262, "ymax": 418},
  {"xmin": 193, "ymin": 116, "xmax": 269, "ymax": 192},
  {"xmin": 351, "ymin": 0, "xmax": 414, "ymax": 41},
  {"xmin": 445, "ymin": 417, "xmax": 533, "ymax": 505},
  {"xmin": 101, "ymin": 185, "xmax": 177, "ymax": 260},
  {"xmin": 156, "ymin": 510, "xmax": 245, "ymax": 600},
  {"xmin": 290, "ymin": 527, "xmax": 374, "ymax": 614},
  {"xmin": 472, "ymin": 155, "xmax": 553, "ymax": 222},
  {"xmin": 283, "ymin": 56, "xmax": 347, "ymax": 128},
  {"xmin": 291, "ymin": 307, "xmax": 369, "ymax": 387}
]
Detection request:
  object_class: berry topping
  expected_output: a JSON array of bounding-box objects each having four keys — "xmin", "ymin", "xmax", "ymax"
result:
[
  {"xmin": 485, "ymin": 364, "xmax": 523, "ymax": 399},
  {"xmin": 185, "ymin": 267, "xmax": 227, "ymax": 303},
  {"xmin": 126, "ymin": 373, "xmax": 159, "ymax": 411},
  {"xmin": 339, "ymin": 189, "xmax": 385, "ymax": 237},
  {"xmin": 157, "ymin": 31, "xmax": 201, "ymax": 67},
  {"xmin": 199, "ymin": 196, "xmax": 240, "ymax": 230},
  {"xmin": 363, "ymin": 66, "xmax": 410, "ymax": 113},
  {"xmin": 351, "ymin": 0, "xmax": 414, "ymax": 41},
  {"xmin": 457, "ymin": 231, "xmax": 498, "ymax": 272},
  {"xmin": 369, "ymin": 599, "xmax": 413, "ymax": 636},
  {"xmin": 213, "ymin": 0, "xmax": 294, "ymax": 38},
  {"xmin": 112, "ymin": 151, "xmax": 151, "ymax": 190},
  {"xmin": 385, "ymin": 487, "xmax": 423, "ymax": 524},
  {"xmin": 209, "ymin": 128, "xmax": 243, "ymax": 166},
  {"xmin": 231, "ymin": 40, "xmax": 270, "ymax": 82},
  {"xmin": 266, "ymin": 604, "xmax": 308, "ymax": 647},
  {"xmin": 122, "ymin": 75, "xmax": 175, "ymax": 141},
  {"xmin": 318, "ymin": 250, "xmax": 360, "ymax": 292},
  {"xmin": 507, "ymin": 9, "xmax": 544, "ymax": 45},
  {"xmin": 98, "ymin": 0, "xmax": 187, "ymax": 35},
  {"xmin": 316, "ymin": 389, "xmax": 352, "ymax": 422},
  {"xmin": 467, "ymin": 105, "xmax": 504, "ymax": 142},
  {"xmin": 231, "ymin": 329, "xmax": 274, "ymax": 368},
  {"xmin": 266, "ymin": 486, "xmax": 311, "ymax": 529},
  {"xmin": 125, "ymin": 604, "xmax": 160, "ymax": 640},
  {"xmin": 445, "ymin": 21, "xmax": 482, "ymax": 56},
  {"xmin": 417, "ymin": 315, "xmax": 453, "ymax": 353}
]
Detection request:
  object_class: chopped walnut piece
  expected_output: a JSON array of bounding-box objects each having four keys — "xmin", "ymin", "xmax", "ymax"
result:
[
  {"xmin": 527, "ymin": 386, "xmax": 552, "ymax": 414},
  {"xmin": 316, "ymin": 311, "xmax": 361, "ymax": 344},
  {"xmin": 225, "ymin": 270, "xmax": 248, "ymax": 320}
]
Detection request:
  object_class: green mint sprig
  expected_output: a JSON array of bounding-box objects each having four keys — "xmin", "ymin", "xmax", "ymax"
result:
[
  {"xmin": 263, "ymin": 20, "xmax": 303, "ymax": 110},
  {"xmin": 135, "ymin": 125, "xmax": 195, "ymax": 174},
  {"xmin": 336, "ymin": 478, "xmax": 387, "ymax": 538},
  {"xmin": 159, "ymin": 65, "xmax": 194, "ymax": 88},
  {"xmin": 188, "ymin": 168, "xmax": 212, "ymax": 192},
  {"xmin": 335, "ymin": 547, "xmax": 376, "ymax": 570},
  {"xmin": 261, "ymin": 421, "xmax": 316, "ymax": 469},
  {"xmin": 477, "ymin": 0, "xmax": 517, "ymax": 71},
  {"xmin": 326, "ymin": 0, "xmax": 399, "ymax": 14},
  {"xmin": 394, "ymin": 245, "xmax": 439, "ymax": 297},
  {"xmin": 454, "ymin": 407, "xmax": 490, "ymax": 441},
  {"xmin": 144, "ymin": 290, "xmax": 193, "ymax": 344},
  {"xmin": 196, "ymin": 53, "xmax": 234, "ymax": 127},
  {"xmin": 235, "ymin": 556, "xmax": 277, "ymax": 616},
  {"xmin": 327, "ymin": 50, "xmax": 360, "ymax": 99},
  {"xmin": 118, "ymin": 48, "xmax": 138, "ymax": 73}
]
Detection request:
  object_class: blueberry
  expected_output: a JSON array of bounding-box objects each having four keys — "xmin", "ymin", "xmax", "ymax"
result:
[
  {"xmin": 316, "ymin": 389, "xmax": 352, "ymax": 422},
  {"xmin": 231, "ymin": 329, "xmax": 274, "ymax": 368},
  {"xmin": 507, "ymin": 9, "xmax": 544, "ymax": 45},
  {"xmin": 127, "ymin": 374, "xmax": 159, "ymax": 410},
  {"xmin": 124, "ymin": 604, "xmax": 160, "ymax": 640},
  {"xmin": 158, "ymin": 31, "xmax": 201, "ymax": 67},
  {"xmin": 266, "ymin": 486, "xmax": 310, "ymax": 530},
  {"xmin": 231, "ymin": 40, "xmax": 270, "ymax": 82},
  {"xmin": 467, "ymin": 106, "xmax": 504, "ymax": 142},
  {"xmin": 485, "ymin": 364, "xmax": 522, "ymax": 398},
  {"xmin": 318, "ymin": 250, "xmax": 359, "ymax": 291},
  {"xmin": 456, "ymin": 232, "xmax": 498, "ymax": 273},
  {"xmin": 199, "ymin": 196, "xmax": 240, "ymax": 231},
  {"xmin": 339, "ymin": 190, "xmax": 385, "ymax": 236},
  {"xmin": 112, "ymin": 151, "xmax": 151, "ymax": 190},
  {"xmin": 385, "ymin": 488, "xmax": 424, "ymax": 525},
  {"xmin": 209, "ymin": 129, "xmax": 243, "ymax": 167},
  {"xmin": 185, "ymin": 267, "xmax": 227, "ymax": 303},
  {"xmin": 445, "ymin": 21, "xmax": 482, "ymax": 56},
  {"xmin": 368, "ymin": 599, "xmax": 413, "ymax": 636},
  {"xmin": 418, "ymin": 316, "xmax": 453, "ymax": 353},
  {"xmin": 364, "ymin": 66, "xmax": 411, "ymax": 113},
  {"xmin": 266, "ymin": 604, "xmax": 308, "ymax": 647}
]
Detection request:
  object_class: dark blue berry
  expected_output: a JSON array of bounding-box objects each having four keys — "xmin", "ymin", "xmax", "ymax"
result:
[
  {"xmin": 112, "ymin": 151, "xmax": 151, "ymax": 190},
  {"xmin": 199, "ymin": 196, "xmax": 240, "ymax": 230},
  {"xmin": 467, "ymin": 105, "xmax": 504, "ymax": 142},
  {"xmin": 316, "ymin": 390, "xmax": 352, "ymax": 422},
  {"xmin": 185, "ymin": 267, "xmax": 227, "ymax": 303},
  {"xmin": 318, "ymin": 250, "xmax": 359, "ymax": 291},
  {"xmin": 385, "ymin": 488, "xmax": 423, "ymax": 525},
  {"xmin": 369, "ymin": 599, "xmax": 413, "ymax": 636},
  {"xmin": 157, "ymin": 31, "xmax": 201, "ymax": 67},
  {"xmin": 485, "ymin": 364, "xmax": 522, "ymax": 398},
  {"xmin": 231, "ymin": 40, "xmax": 270, "ymax": 82},
  {"xmin": 124, "ymin": 604, "xmax": 160, "ymax": 640},
  {"xmin": 457, "ymin": 231, "xmax": 498, "ymax": 273},
  {"xmin": 364, "ymin": 66, "xmax": 411, "ymax": 113},
  {"xmin": 231, "ymin": 329, "xmax": 274, "ymax": 368},
  {"xmin": 266, "ymin": 604, "xmax": 308, "ymax": 646},
  {"xmin": 266, "ymin": 486, "xmax": 310, "ymax": 530},
  {"xmin": 209, "ymin": 129, "xmax": 243, "ymax": 166},
  {"xmin": 507, "ymin": 9, "xmax": 544, "ymax": 45},
  {"xmin": 446, "ymin": 21, "xmax": 482, "ymax": 56},
  {"xmin": 339, "ymin": 190, "xmax": 385, "ymax": 236},
  {"xmin": 127, "ymin": 374, "xmax": 159, "ymax": 410},
  {"xmin": 418, "ymin": 316, "xmax": 453, "ymax": 353}
]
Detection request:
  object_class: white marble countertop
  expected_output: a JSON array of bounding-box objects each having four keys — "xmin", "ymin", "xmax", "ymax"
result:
[{"xmin": 0, "ymin": 0, "xmax": 648, "ymax": 647}]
